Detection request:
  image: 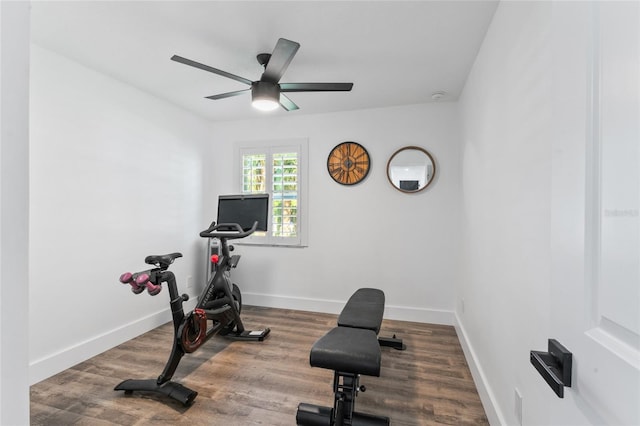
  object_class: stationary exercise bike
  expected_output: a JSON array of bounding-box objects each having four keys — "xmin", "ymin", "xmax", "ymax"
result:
[{"xmin": 114, "ymin": 220, "xmax": 270, "ymax": 406}]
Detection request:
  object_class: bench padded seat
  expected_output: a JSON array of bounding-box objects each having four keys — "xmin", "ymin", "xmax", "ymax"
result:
[
  {"xmin": 337, "ymin": 288, "xmax": 385, "ymax": 334},
  {"xmin": 310, "ymin": 327, "xmax": 381, "ymax": 377}
]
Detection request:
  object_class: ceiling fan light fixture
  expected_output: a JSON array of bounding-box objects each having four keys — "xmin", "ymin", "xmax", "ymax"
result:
[
  {"xmin": 251, "ymin": 81, "xmax": 280, "ymax": 111},
  {"xmin": 252, "ymin": 99, "xmax": 279, "ymax": 111}
]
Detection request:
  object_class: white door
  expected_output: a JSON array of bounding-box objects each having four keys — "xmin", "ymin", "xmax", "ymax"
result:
[{"xmin": 550, "ymin": 2, "xmax": 639, "ymax": 425}]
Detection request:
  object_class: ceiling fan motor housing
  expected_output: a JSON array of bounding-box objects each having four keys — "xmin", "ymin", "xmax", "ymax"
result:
[{"xmin": 252, "ymin": 81, "xmax": 280, "ymax": 102}]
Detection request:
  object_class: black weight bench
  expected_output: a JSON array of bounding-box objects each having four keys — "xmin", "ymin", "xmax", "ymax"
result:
[
  {"xmin": 296, "ymin": 288, "xmax": 405, "ymax": 426},
  {"xmin": 338, "ymin": 288, "xmax": 406, "ymax": 351}
]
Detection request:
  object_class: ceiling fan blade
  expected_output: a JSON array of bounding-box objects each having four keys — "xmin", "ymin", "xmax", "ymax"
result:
[
  {"xmin": 171, "ymin": 55, "xmax": 253, "ymax": 86},
  {"xmin": 280, "ymin": 82, "xmax": 354, "ymax": 92},
  {"xmin": 261, "ymin": 38, "xmax": 300, "ymax": 83},
  {"xmin": 205, "ymin": 88, "xmax": 251, "ymax": 100},
  {"xmin": 279, "ymin": 94, "xmax": 299, "ymax": 111}
]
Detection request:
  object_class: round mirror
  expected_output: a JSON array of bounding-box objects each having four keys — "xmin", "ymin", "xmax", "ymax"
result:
[{"xmin": 386, "ymin": 146, "xmax": 436, "ymax": 193}]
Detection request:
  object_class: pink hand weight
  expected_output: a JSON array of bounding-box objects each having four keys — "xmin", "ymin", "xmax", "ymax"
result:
[
  {"xmin": 135, "ymin": 273, "xmax": 150, "ymax": 286},
  {"xmin": 120, "ymin": 272, "xmax": 144, "ymax": 293},
  {"xmin": 130, "ymin": 282, "xmax": 145, "ymax": 294},
  {"xmin": 146, "ymin": 282, "xmax": 162, "ymax": 296},
  {"xmin": 134, "ymin": 273, "xmax": 160, "ymax": 296},
  {"xmin": 126, "ymin": 273, "xmax": 147, "ymax": 294},
  {"xmin": 132, "ymin": 273, "xmax": 150, "ymax": 294}
]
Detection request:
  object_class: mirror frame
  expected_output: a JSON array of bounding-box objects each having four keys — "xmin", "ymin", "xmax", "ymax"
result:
[{"xmin": 386, "ymin": 146, "xmax": 436, "ymax": 193}]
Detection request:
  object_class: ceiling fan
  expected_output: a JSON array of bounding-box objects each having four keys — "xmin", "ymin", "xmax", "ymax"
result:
[{"xmin": 171, "ymin": 38, "xmax": 353, "ymax": 112}]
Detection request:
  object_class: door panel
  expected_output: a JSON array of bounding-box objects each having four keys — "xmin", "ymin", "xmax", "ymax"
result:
[
  {"xmin": 551, "ymin": 2, "xmax": 639, "ymax": 425},
  {"xmin": 596, "ymin": 1, "xmax": 640, "ymax": 347}
]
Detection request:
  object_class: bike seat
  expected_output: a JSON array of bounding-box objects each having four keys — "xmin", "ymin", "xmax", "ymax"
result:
[{"xmin": 145, "ymin": 253, "xmax": 183, "ymax": 268}]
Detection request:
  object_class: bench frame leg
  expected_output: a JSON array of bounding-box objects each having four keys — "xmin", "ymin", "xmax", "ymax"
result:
[
  {"xmin": 296, "ymin": 370, "xmax": 390, "ymax": 426},
  {"xmin": 378, "ymin": 335, "xmax": 406, "ymax": 351},
  {"xmin": 333, "ymin": 371, "xmax": 358, "ymax": 425}
]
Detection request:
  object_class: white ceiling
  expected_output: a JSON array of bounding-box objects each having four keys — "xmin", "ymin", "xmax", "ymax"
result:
[{"xmin": 30, "ymin": 1, "xmax": 498, "ymax": 122}]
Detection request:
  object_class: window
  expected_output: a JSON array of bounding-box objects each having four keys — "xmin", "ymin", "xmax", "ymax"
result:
[{"xmin": 236, "ymin": 139, "xmax": 308, "ymax": 246}]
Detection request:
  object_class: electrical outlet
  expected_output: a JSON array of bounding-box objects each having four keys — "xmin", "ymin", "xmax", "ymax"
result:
[
  {"xmin": 186, "ymin": 275, "xmax": 193, "ymax": 289},
  {"xmin": 460, "ymin": 298, "xmax": 465, "ymax": 314},
  {"xmin": 514, "ymin": 388, "xmax": 523, "ymax": 426}
]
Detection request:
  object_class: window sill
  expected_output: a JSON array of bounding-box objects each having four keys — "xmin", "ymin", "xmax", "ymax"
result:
[{"xmin": 235, "ymin": 242, "xmax": 308, "ymax": 248}]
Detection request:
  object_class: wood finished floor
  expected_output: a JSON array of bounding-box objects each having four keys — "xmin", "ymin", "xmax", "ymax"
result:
[{"xmin": 30, "ymin": 306, "xmax": 488, "ymax": 425}]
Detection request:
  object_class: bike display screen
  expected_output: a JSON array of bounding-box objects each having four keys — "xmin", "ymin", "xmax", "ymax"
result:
[{"xmin": 216, "ymin": 194, "xmax": 269, "ymax": 232}]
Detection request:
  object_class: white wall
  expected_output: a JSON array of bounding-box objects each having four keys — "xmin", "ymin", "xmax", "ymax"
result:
[
  {"xmin": 0, "ymin": 2, "xmax": 31, "ymax": 424},
  {"xmin": 457, "ymin": 2, "xmax": 553, "ymax": 424},
  {"xmin": 29, "ymin": 45, "xmax": 211, "ymax": 384},
  {"xmin": 206, "ymin": 103, "xmax": 462, "ymax": 323}
]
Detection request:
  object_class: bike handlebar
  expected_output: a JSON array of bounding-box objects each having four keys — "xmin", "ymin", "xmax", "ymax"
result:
[{"xmin": 199, "ymin": 221, "xmax": 258, "ymax": 240}]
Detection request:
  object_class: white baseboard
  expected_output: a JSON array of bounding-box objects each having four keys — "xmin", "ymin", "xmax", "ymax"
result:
[
  {"xmin": 29, "ymin": 297, "xmax": 198, "ymax": 385},
  {"xmin": 243, "ymin": 292, "xmax": 346, "ymax": 315},
  {"xmin": 384, "ymin": 304, "xmax": 455, "ymax": 325},
  {"xmin": 454, "ymin": 313, "xmax": 505, "ymax": 426},
  {"xmin": 242, "ymin": 292, "xmax": 455, "ymax": 325}
]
